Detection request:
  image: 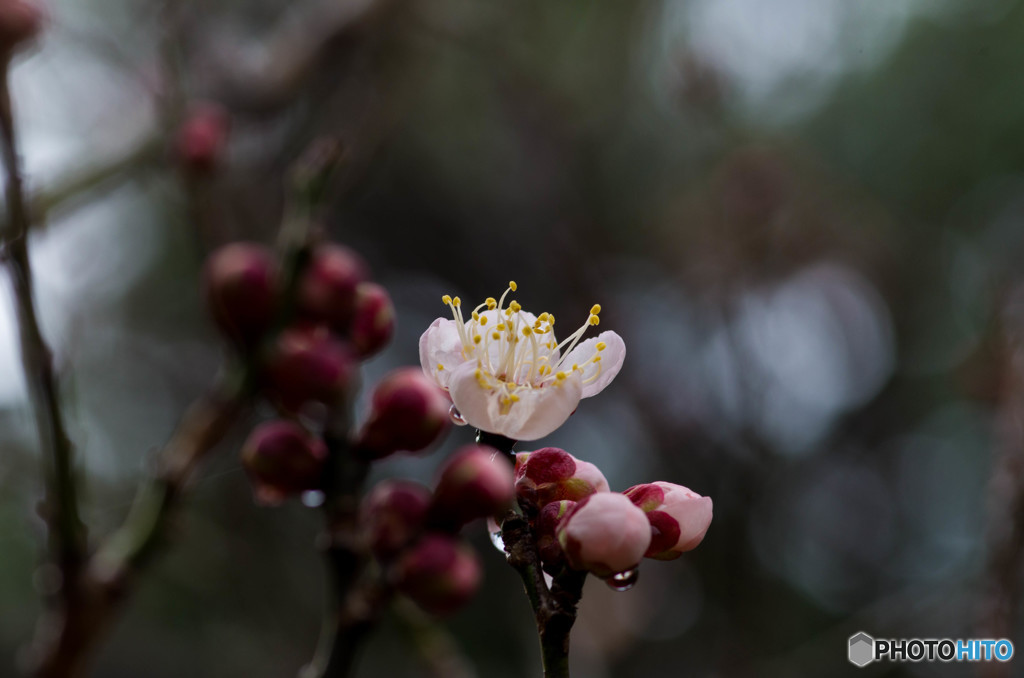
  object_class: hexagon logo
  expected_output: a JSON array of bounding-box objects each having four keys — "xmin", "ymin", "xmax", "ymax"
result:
[{"xmin": 849, "ymin": 632, "xmax": 875, "ymax": 667}]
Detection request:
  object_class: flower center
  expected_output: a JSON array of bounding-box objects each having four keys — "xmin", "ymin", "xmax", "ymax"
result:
[{"xmin": 439, "ymin": 281, "xmax": 607, "ymax": 412}]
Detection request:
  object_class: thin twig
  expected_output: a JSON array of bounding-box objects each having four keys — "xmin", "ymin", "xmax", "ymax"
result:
[{"xmin": 0, "ymin": 64, "xmax": 86, "ymax": 600}]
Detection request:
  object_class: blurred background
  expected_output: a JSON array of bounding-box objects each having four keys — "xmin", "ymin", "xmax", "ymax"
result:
[{"xmin": 3, "ymin": 0, "xmax": 1024, "ymax": 675}]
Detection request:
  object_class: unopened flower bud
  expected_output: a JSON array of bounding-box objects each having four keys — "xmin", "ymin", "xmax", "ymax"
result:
[
  {"xmin": 355, "ymin": 368, "xmax": 450, "ymax": 459},
  {"xmin": 361, "ymin": 479, "xmax": 432, "ymax": 559},
  {"xmin": 204, "ymin": 242, "xmax": 279, "ymax": 346},
  {"xmin": 536, "ymin": 500, "xmax": 574, "ymax": 574},
  {"xmin": 0, "ymin": 0, "xmax": 43, "ymax": 56},
  {"xmin": 177, "ymin": 104, "xmax": 230, "ymax": 172},
  {"xmin": 514, "ymin": 448, "xmax": 609, "ymax": 508},
  {"xmin": 395, "ymin": 534, "xmax": 481, "ymax": 616},
  {"xmin": 349, "ymin": 282, "xmax": 394, "ymax": 358},
  {"xmin": 430, "ymin": 445, "xmax": 515, "ymax": 528},
  {"xmin": 557, "ymin": 493, "xmax": 651, "ymax": 577},
  {"xmin": 241, "ymin": 420, "xmax": 327, "ymax": 505},
  {"xmin": 297, "ymin": 244, "xmax": 368, "ymax": 331},
  {"xmin": 265, "ymin": 325, "xmax": 356, "ymax": 411},
  {"xmin": 624, "ymin": 482, "xmax": 712, "ymax": 559}
]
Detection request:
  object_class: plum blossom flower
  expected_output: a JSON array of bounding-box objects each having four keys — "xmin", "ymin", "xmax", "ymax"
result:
[
  {"xmin": 625, "ymin": 482, "xmax": 712, "ymax": 560},
  {"xmin": 419, "ymin": 282, "xmax": 625, "ymax": 440}
]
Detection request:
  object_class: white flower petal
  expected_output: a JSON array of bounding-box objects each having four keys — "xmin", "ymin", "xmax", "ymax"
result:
[
  {"xmin": 448, "ymin": 361, "xmax": 583, "ymax": 441},
  {"xmin": 562, "ymin": 330, "xmax": 626, "ymax": 398},
  {"xmin": 418, "ymin": 318, "xmax": 466, "ymax": 389}
]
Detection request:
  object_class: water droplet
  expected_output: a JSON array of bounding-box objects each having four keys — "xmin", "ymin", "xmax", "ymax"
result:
[
  {"xmin": 605, "ymin": 568, "xmax": 639, "ymax": 592},
  {"xmin": 449, "ymin": 405, "xmax": 468, "ymax": 426},
  {"xmin": 487, "ymin": 516, "xmax": 505, "ymax": 551},
  {"xmin": 301, "ymin": 490, "xmax": 325, "ymax": 508}
]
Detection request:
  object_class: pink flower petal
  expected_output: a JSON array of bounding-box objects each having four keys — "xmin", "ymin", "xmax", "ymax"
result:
[{"xmin": 562, "ymin": 331, "xmax": 626, "ymax": 398}]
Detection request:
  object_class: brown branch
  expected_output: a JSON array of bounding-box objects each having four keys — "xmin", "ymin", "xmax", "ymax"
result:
[{"xmin": 0, "ymin": 64, "xmax": 86, "ymax": 602}]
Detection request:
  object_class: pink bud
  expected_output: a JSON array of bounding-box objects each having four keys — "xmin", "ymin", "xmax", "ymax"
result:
[
  {"xmin": 557, "ymin": 493, "xmax": 651, "ymax": 577},
  {"xmin": 265, "ymin": 325, "xmax": 356, "ymax": 411},
  {"xmin": 535, "ymin": 500, "xmax": 575, "ymax": 574},
  {"xmin": 177, "ymin": 104, "xmax": 230, "ymax": 172},
  {"xmin": 297, "ymin": 244, "xmax": 368, "ymax": 331},
  {"xmin": 514, "ymin": 448, "xmax": 609, "ymax": 508},
  {"xmin": 430, "ymin": 445, "xmax": 515, "ymax": 528},
  {"xmin": 241, "ymin": 420, "xmax": 327, "ymax": 505},
  {"xmin": 349, "ymin": 282, "xmax": 395, "ymax": 358},
  {"xmin": 355, "ymin": 368, "xmax": 450, "ymax": 459},
  {"xmin": 0, "ymin": 0, "xmax": 44, "ymax": 56},
  {"xmin": 395, "ymin": 534, "xmax": 481, "ymax": 616},
  {"xmin": 624, "ymin": 482, "xmax": 712, "ymax": 559},
  {"xmin": 361, "ymin": 479, "xmax": 432, "ymax": 559},
  {"xmin": 204, "ymin": 242, "xmax": 279, "ymax": 346}
]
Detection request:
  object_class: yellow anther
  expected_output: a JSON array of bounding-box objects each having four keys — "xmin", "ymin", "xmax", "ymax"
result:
[
  {"xmin": 486, "ymin": 297, "xmax": 497, "ymax": 309},
  {"xmin": 497, "ymin": 324, "xmax": 506, "ymax": 331},
  {"xmin": 472, "ymin": 311, "xmax": 480, "ymax": 321},
  {"xmin": 522, "ymin": 327, "xmax": 533, "ymax": 336},
  {"xmin": 474, "ymin": 335, "xmax": 482, "ymax": 344},
  {"xmin": 590, "ymin": 304, "xmax": 602, "ymax": 315},
  {"xmin": 480, "ymin": 316, "xmax": 488, "ymax": 325},
  {"xmin": 442, "ymin": 295, "xmax": 452, "ymax": 305},
  {"xmin": 509, "ymin": 394, "xmax": 520, "ymax": 403},
  {"xmin": 509, "ymin": 281, "xmax": 518, "ymax": 291},
  {"xmin": 453, "ymin": 296, "xmax": 461, "ymax": 307},
  {"xmin": 548, "ymin": 314, "xmax": 555, "ymax": 325},
  {"xmin": 437, "ymin": 364, "xmax": 444, "ymax": 371},
  {"xmin": 510, "ymin": 301, "xmax": 522, "ymax": 313},
  {"xmin": 596, "ymin": 341, "xmax": 607, "ymax": 351},
  {"xmin": 474, "ymin": 368, "xmax": 482, "ymax": 378},
  {"xmin": 556, "ymin": 371, "xmax": 567, "ymax": 381},
  {"xmin": 538, "ymin": 312, "xmax": 549, "ymax": 322},
  {"xmin": 572, "ymin": 364, "xmax": 579, "ymax": 371},
  {"xmin": 593, "ymin": 356, "xmax": 602, "ymax": 363},
  {"xmin": 492, "ymin": 332, "xmax": 501, "ymax": 340},
  {"xmin": 588, "ymin": 314, "xmax": 600, "ymax": 326}
]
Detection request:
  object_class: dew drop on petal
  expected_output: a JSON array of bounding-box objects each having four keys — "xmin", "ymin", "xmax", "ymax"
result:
[
  {"xmin": 449, "ymin": 404, "xmax": 468, "ymax": 426},
  {"xmin": 606, "ymin": 568, "xmax": 639, "ymax": 592},
  {"xmin": 301, "ymin": 490, "xmax": 325, "ymax": 508}
]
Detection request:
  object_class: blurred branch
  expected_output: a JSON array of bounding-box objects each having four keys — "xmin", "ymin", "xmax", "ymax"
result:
[
  {"xmin": 0, "ymin": 65, "xmax": 86, "ymax": 602},
  {"xmin": 209, "ymin": 0, "xmax": 397, "ymax": 116},
  {"xmin": 25, "ymin": 372, "xmax": 252, "ymax": 678},
  {"xmin": 394, "ymin": 599, "xmax": 478, "ymax": 678}
]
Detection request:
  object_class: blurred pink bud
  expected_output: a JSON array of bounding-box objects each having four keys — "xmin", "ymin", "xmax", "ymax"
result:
[
  {"xmin": 396, "ymin": 534, "xmax": 481, "ymax": 616},
  {"xmin": 204, "ymin": 242, "xmax": 279, "ymax": 346},
  {"xmin": 624, "ymin": 482, "xmax": 712, "ymax": 559},
  {"xmin": 297, "ymin": 244, "xmax": 368, "ymax": 331},
  {"xmin": 265, "ymin": 325, "xmax": 356, "ymax": 411},
  {"xmin": 349, "ymin": 282, "xmax": 395, "ymax": 358},
  {"xmin": 514, "ymin": 447, "xmax": 609, "ymax": 508},
  {"xmin": 355, "ymin": 368, "xmax": 450, "ymax": 459},
  {"xmin": 241, "ymin": 420, "xmax": 327, "ymax": 505},
  {"xmin": 0, "ymin": 0, "xmax": 44, "ymax": 56},
  {"xmin": 557, "ymin": 493, "xmax": 651, "ymax": 577},
  {"xmin": 430, "ymin": 445, "xmax": 515, "ymax": 528},
  {"xmin": 535, "ymin": 500, "xmax": 575, "ymax": 574},
  {"xmin": 177, "ymin": 104, "xmax": 230, "ymax": 172},
  {"xmin": 361, "ymin": 479, "xmax": 432, "ymax": 559}
]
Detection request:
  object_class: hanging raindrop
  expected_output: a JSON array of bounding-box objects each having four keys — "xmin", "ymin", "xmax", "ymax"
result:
[
  {"xmin": 487, "ymin": 517, "xmax": 506, "ymax": 552},
  {"xmin": 449, "ymin": 405, "xmax": 468, "ymax": 426},
  {"xmin": 605, "ymin": 568, "xmax": 639, "ymax": 591}
]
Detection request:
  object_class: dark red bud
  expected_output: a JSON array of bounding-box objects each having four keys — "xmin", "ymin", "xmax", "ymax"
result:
[
  {"xmin": 429, "ymin": 445, "xmax": 515, "ymax": 528},
  {"xmin": 265, "ymin": 325, "xmax": 356, "ymax": 412},
  {"xmin": 395, "ymin": 534, "xmax": 481, "ymax": 616},
  {"xmin": 204, "ymin": 242, "xmax": 279, "ymax": 346},
  {"xmin": 241, "ymin": 420, "xmax": 327, "ymax": 505},
  {"xmin": 297, "ymin": 244, "xmax": 368, "ymax": 331},
  {"xmin": 349, "ymin": 282, "xmax": 394, "ymax": 358},
  {"xmin": 361, "ymin": 480, "xmax": 432, "ymax": 559},
  {"xmin": 177, "ymin": 104, "xmax": 230, "ymax": 172},
  {"xmin": 535, "ymin": 500, "xmax": 575, "ymax": 575},
  {"xmin": 355, "ymin": 368, "xmax": 450, "ymax": 459},
  {"xmin": 0, "ymin": 1, "xmax": 44, "ymax": 56}
]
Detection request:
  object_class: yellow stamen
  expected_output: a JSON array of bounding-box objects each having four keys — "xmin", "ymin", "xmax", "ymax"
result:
[
  {"xmin": 590, "ymin": 304, "xmax": 602, "ymax": 315},
  {"xmin": 509, "ymin": 280, "xmax": 517, "ymax": 291},
  {"xmin": 442, "ymin": 295, "xmax": 452, "ymax": 305},
  {"xmin": 596, "ymin": 341, "xmax": 607, "ymax": 351}
]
